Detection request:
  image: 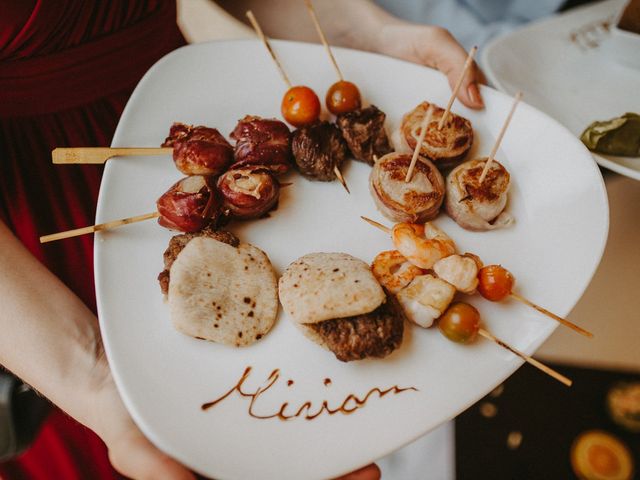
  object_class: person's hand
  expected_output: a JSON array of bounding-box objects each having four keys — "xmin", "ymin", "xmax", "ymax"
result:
[
  {"xmin": 86, "ymin": 356, "xmax": 195, "ymax": 480},
  {"xmin": 87, "ymin": 354, "xmax": 381, "ymax": 480},
  {"xmin": 374, "ymin": 23, "xmax": 486, "ymax": 109},
  {"xmin": 335, "ymin": 464, "xmax": 382, "ymax": 480}
]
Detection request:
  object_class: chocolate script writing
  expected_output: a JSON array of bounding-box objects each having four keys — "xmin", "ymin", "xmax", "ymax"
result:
[{"xmin": 201, "ymin": 367, "xmax": 418, "ymax": 421}]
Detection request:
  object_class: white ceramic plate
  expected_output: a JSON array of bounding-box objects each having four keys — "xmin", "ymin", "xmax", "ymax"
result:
[
  {"xmin": 95, "ymin": 40, "xmax": 608, "ymax": 480},
  {"xmin": 482, "ymin": 0, "xmax": 640, "ymax": 181}
]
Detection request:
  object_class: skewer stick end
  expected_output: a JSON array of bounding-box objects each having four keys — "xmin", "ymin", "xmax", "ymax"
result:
[
  {"xmin": 360, "ymin": 216, "xmax": 391, "ymax": 234},
  {"xmin": 333, "ymin": 166, "xmax": 350, "ymax": 194}
]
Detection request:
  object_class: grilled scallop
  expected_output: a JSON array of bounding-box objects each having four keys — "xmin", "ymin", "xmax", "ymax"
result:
[
  {"xmin": 369, "ymin": 152, "xmax": 445, "ymax": 223},
  {"xmin": 445, "ymin": 157, "xmax": 514, "ymax": 231},
  {"xmin": 399, "ymin": 101, "xmax": 473, "ymax": 171}
]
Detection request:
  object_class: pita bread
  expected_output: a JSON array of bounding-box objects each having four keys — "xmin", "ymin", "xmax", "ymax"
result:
[
  {"xmin": 279, "ymin": 252, "xmax": 385, "ymax": 325},
  {"xmin": 168, "ymin": 237, "xmax": 277, "ymax": 347}
]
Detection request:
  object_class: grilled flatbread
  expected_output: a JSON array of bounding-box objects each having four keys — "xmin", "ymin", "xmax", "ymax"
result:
[
  {"xmin": 279, "ymin": 252, "xmax": 385, "ymax": 325},
  {"xmin": 168, "ymin": 237, "xmax": 277, "ymax": 347}
]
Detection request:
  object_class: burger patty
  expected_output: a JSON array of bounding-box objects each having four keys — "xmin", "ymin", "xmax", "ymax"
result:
[
  {"xmin": 158, "ymin": 227, "xmax": 239, "ymax": 295},
  {"xmin": 308, "ymin": 296, "xmax": 405, "ymax": 362}
]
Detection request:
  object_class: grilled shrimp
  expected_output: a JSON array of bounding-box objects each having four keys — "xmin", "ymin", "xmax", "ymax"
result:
[
  {"xmin": 371, "ymin": 250, "xmax": 425, "ymax": 294},
  {"xmin": 391, "ymin": 222, "xmax": 456, "ymax": 269}
]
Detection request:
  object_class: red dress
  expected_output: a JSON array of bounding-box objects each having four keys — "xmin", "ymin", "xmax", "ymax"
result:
[{"xmin": 0, "ymin": 1, "xmax": 184, "ymax": 478}]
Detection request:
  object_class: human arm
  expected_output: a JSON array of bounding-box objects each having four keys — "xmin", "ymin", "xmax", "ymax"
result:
[
  {"xmin": 0, "ymin": 220, "xmax": 194, "ymax": 480},
  {"xmin": 215, "ymin": 0, "xmax": 484, "ymax": 108}
]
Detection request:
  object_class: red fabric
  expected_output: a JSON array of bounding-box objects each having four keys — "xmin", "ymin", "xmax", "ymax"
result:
[{"xmin": 0, "ymin": 1, "xmax": 185, "ymax": 478}]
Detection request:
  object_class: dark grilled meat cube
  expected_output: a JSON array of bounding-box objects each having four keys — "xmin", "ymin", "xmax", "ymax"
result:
[
  {"xmin": 337, "ymin": 105, "xmax": 392, "ymax": 165},
  {"xmin": 308, "ymin": 296, "xmax": 405, "ymax": 362},
  {"xmin": 158, "ymin": 228, "xmax": 240, "ymax": 296},
  {"xmin": 291, "ymin": 121, "xmax": 348, "ymax": 181}
]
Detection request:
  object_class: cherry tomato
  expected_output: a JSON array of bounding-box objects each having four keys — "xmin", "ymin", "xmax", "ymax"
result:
[
  {"xmin": 281, "ymin": 86, "xmax": 321, "ymax": 127},
  {"xmin": 325, "ymin": 80, "xmax": 361, "ymax": 115},
  {"xmin": 477, "ymin": 265, "xmax": 515, "ymax": 302},
  {"xmin": 438, "ymin": 302, "xmax": 480, "ymax": 344}
]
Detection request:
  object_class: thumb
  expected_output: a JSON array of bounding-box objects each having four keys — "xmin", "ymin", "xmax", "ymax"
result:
[
  {"xmin": 108, "ymin": 428, "xmax": 196, "ymax": 480},
  {"xmin": 334, "ymin": 463, "xmax": 382, "ymax": 480},
  {"xmin": 420, "ymin": 28, "xmax": 486, "ymax": 109}
]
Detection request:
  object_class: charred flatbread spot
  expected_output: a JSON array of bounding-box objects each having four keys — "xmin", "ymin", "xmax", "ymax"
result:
[
  {"xmin": 243, "ymin": 297, "xmax": 251, "ymax": 304},
  {"xmin": 248, "ymin": 311, "xmax": 254, "ymax": 318}
]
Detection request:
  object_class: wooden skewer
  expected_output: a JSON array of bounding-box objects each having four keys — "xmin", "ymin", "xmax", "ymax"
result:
[
  {"xmin": 478, "ymin": 92, "xmax": 523, "ymax": 184},
  {"xmin": 437, "ymin": 46, "xmax": 478, "ymax": 130},
  {"xmin": 333, "ymin": 166, "xmax": 350, "ymax": 193},
  {"xmin": 246, "ymin": 10, "xmax": 292, "ymax": 88},
  {"xmin": 52, "ymin": 147, "xmax": 172, "ymax": 165},
  {"xmin": 360, "ymin": 216, "xmax": 390, "ymax": 234},
  {"xmin": 360, "ymin": 215, "xmax": 591, "ymax": 337},
  {"xmin": 304, "ymin": 0, "xmax": 343, "ymax": 81},
  {"xmin": 510, "ymin": 292, "xmax": 593, "ymax": 338},
  {"xmin": 478, "ymin": 328, "xmax": 572, "ymax": 386},
  {"xmin": 40, "ymin": 212, "xmax": 159, "ymax": 244},
  {"xmin": 246, "ymin": 9, "xmax": 349, "ymax": 194},
  {"xmin": 405, "ymin": 105, "xmax": 434, "ymax": 182}
]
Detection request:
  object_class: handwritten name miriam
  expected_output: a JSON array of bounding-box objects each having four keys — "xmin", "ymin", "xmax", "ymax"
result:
[{"xmin": 201, "ymin": 366, "xmax": 418, "ymax": 421}]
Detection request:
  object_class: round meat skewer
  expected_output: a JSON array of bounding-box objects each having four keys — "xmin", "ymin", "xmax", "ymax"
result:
[
  {"xmin": 360, "ymin": 216, "xmax": 593, "ymax": 337},
  {"xmin": 40, "ymin": 175, "xmax": 221, "ymax": 242},
  {"xmin": 438, "ymin": 302, "xmax": 572, "ymax": 386},
  {"xmin": 246, "ymin": 10, "xmax": 349, "ymax": 193},
  {"xmin": 40, "ymin": 211, "xmax": 161, "ymax": 243}
]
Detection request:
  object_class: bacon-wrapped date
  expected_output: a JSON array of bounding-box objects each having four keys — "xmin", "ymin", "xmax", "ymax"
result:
[
  {"xmin": 217, "ymin": 167, "xmax": 280, "ymax": 219},
  {"xmin": 156, "ymin": 175, "xmax": 220, "ymax": 232},
  {"xmin": 229, "ymin": 116, "xmax": 292, "ymax": 174},
  {"xmin": 162, "ymin": 122, "xmax": 233, "ymax": 176}
]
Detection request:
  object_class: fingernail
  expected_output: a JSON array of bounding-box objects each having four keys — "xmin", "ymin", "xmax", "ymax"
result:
[{"xmin": 467, "ymin": 83, "xmax": 484, "ymax": 107}]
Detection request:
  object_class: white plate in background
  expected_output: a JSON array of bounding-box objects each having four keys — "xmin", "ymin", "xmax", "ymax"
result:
[
  {"xmin": 95, "ymin": 40, "xmax": 608, "ymax": 479},
  {"xmin": 482, "ymin": 0, "xmax": 640, "ymax": 181}
]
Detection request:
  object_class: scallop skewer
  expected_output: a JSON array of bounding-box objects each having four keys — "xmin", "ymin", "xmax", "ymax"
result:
[
  {"xmin": 246, "ymin": 10, "xmax": 349, "ymax": 193},
  {"xmin": 360, "ymin": 216, "xmax": 593, "ymax": 337},
  {"xmin": 437, "ymin": 46, "xmax": 478, "ymax": 130},
  {"xmin": 405, "ymin": 47, "xmax": 476, "ymax": 182},
  {"xmin": 478, "ymin": 92, "xmax": 523, "ymax": 184}
]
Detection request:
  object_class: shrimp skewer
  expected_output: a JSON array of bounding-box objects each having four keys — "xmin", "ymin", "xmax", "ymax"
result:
[
  {"xmin": 438, "ymin": 302, "xmax": 572, "ymax": 386},
  {"xmin": 390, "ymin": 222, "xmax": 456, "ymax": 269},
  {"xmin": 371, "ymin": 250, "xmax": 424, "ymax": 294},
  {"xmin": 361, "ymin": 215, "xmax": 593, "ymax": 338}
]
